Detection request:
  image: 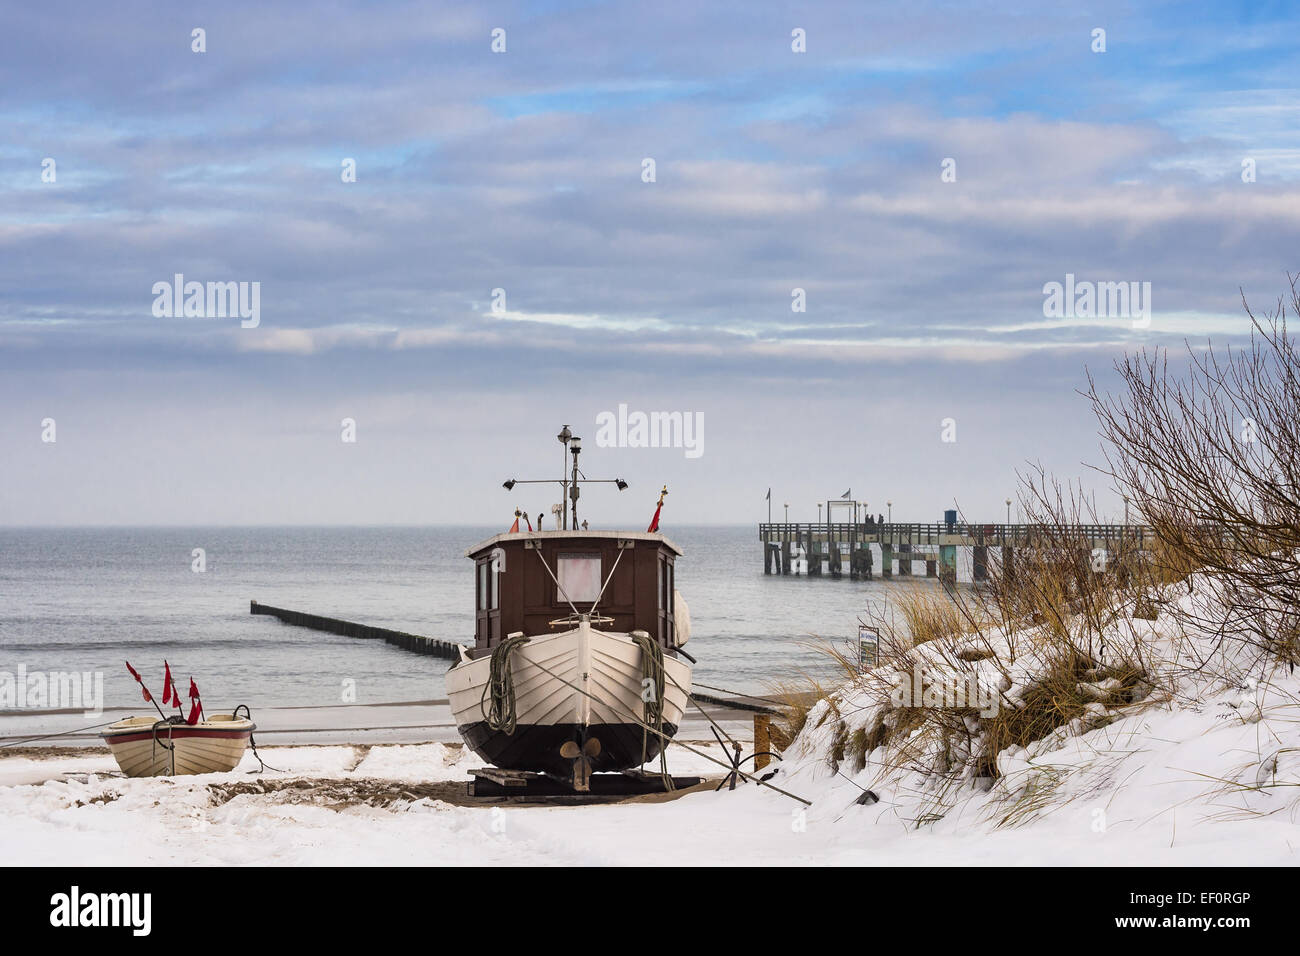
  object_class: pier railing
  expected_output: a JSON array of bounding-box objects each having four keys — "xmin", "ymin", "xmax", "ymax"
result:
[{"xmin": 759, "ymin": 522, "xmax": 1152, "ymax": 547}]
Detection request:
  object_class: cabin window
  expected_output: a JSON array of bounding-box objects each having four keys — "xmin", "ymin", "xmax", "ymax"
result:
[
  {"xmin": 477, "ymin": 560, "xmax": 500, "ymax": 612},
  {"xmin": 659, "ymin": 558, "xmax": 673, "ymax": 610},
  {"xmin": 557, "ymin": 552, "xmax": 602, "ymax": 604}
]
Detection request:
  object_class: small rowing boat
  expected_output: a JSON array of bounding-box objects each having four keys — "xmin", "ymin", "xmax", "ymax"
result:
[
  {"xmin": 103, "ymin": 661, "xmax": 256, "ymax": 776},
  {"xmin": 101, "ymin": 714, "xmax": 255, "ymax": 777}
]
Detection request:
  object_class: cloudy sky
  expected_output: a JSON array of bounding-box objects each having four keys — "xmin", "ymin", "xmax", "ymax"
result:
[{"xmin": 2, "ymin": 1, "xmax": 1297, "ymax": 526}]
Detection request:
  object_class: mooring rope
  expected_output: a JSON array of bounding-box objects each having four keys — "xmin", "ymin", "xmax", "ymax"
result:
[
  {"xmin": 481, "ymin": 634, "xmax": 531, "ymax": 735},
  {"xmin": 525, "ymin": 653, "xmax": 811, "ymax": 805},
  {"xmin": 664, "ymin": 669, "xmax": 742, "ymax": 753},
  {"xmin": 0, "ymin": 719, "xmax": 119, "ymax": 749},
  {"xmin": 231, "ymin": 704, "xmax": 281, "ymax": 773},
  {"xmin": 630, "ymin": 631, "xmax": 673, "ymax": 790}
]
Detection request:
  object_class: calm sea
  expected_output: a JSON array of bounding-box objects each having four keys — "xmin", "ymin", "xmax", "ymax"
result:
[{"xmin": 0, "ymin": 526, "xmax": 953, "ymax": 710}]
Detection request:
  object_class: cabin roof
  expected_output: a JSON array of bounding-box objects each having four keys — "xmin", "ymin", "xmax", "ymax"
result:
[{"xmin": 465, "ymin": 529, "xmax": 682, "ymax": 558}]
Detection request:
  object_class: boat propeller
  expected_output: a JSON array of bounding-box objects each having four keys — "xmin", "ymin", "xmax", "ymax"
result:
[{"xmin": 560, "ymin": 737, "xmax": 601, "ymax": 792}]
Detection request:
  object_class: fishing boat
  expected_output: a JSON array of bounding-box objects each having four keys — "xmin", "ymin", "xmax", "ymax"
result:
[
  {"xmin": 445, "ymin": 427, "xmax": 694, "ymax": 791},
  {"xmin": 101, "ymin": 714, "xmax": 255, "ymax": 777},
  {"xmin": 102, "ymin": 663, "xmax": 255, "ymax": 776}
]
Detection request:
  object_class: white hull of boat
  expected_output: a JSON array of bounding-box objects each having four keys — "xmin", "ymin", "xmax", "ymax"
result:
[
  {"xmin": 445, "ymin": 619, "xmax": 691, "ymax": 774},
  {"xmin": 101, "ymin": 715, "xmax": 255, "ymax": 777}
]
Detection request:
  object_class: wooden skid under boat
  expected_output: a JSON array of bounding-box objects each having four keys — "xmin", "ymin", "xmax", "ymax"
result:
[
  {"xmin": 467, "ymin": 767, "xmax": 704, "ymax": 799},
  {"xmin": 446, "ymin": 618, "xmax": 691, "ymax": 779},
  {"xmin": 100, "ymin": 714, "xmax": 255, "ymax": 777}
]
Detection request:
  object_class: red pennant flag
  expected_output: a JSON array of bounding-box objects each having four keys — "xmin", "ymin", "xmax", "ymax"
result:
[
  {"xmin": 124, "ymin": 661, "xmax": 152, "ymax": 702},
  {"xmin": 523, "ymin": 513, "xmax": 533, "ymax": 531},
  {"xmin": 186, "ymin": 678, "xmax": 203, "ymax": 725},
  {"xmin": 162, "ymin": 661, "xmax": 174, "ymax": 705},
  {"xmin": 647, "ymin": 486, "xmax": 667, "ymax": 533}
]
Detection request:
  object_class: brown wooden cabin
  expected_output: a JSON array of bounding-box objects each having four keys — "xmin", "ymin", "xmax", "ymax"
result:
[{"xmin": 465, "ymin": 531, "xmax": 681, "ymax": 656}]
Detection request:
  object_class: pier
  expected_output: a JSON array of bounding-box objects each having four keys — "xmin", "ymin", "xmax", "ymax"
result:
[
  {"xmin": 758, "ymin": 521, "xmax": 1151, "ymax": 585},
  {"xmin": 249, "ymin": 600, "xmax": 464, "ymax": 659}
]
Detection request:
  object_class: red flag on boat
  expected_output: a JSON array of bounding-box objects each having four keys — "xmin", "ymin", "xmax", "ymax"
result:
[
  {"xmin": 124, "ymin": 661, "xmax": 152, "ymax": 702},
  {"xmin": 647, "ymin": 486, "xmax": 668, "ymax": 533},
  {"xmin": 523, "ymin": 512, "xmax": 533, "ymax": 532},
  {"xmin": 509, "ymin": 509, "xmax": 521, "ymax": 533},
  {"xmin": 162, "ymin": 661, "xmax": 174, "ymax": 705},
  {"xmin": 186, "ymin": 678, "xmax": 204, "ymax": 725}
]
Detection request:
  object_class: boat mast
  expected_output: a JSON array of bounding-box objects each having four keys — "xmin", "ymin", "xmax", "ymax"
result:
[
  {"xmin": 569, "ymin": 434, "xmax": 582, "ymax": 529},
  {"xmin": 502, "ymin": 426, "xmax": 626, "ymax": 528},
  {"xmin": 557, "ymin": 425, "xmax": 572, "ymax": 530}
]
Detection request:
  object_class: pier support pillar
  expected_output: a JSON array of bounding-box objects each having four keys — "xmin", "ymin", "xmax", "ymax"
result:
[
  {"xmin": 1001, "ymin": 546, "xmax": 1014, "ymax": 582},
  {"xmin": 926, "ymin": 558, "xmax": 937, "ymax": 578},
  {"xmin": 898, "ymin": 542, "xmax": 913, "ymax": 576},
  {"xmin": 881, "ymin": 543, "xmax": 893, "ymax": 578},
  {"xmin": 781, "ymin": 537, "xmax": 791, "ymax": 576},
  {"xmin": 939, "ymin": 544, "xmax": 957, "ymax": 587},
  {"xmin": 830, "ymin": 545, "xmax": 842, "ymax": 579},
  {"xmin": 864, "ymin": 545, "xmax": 873, "ymax": 580},
  {"xmin": 764, "ymin": 542, "xmax": 773, "ymax": 575},
  {"xmin": 973, "ymin": 545, "xmax": 989, "ymax": 583}
]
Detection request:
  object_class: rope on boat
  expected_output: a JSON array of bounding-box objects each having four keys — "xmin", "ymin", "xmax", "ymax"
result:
[
  {"xmin": 151, "ymin": 717, "xmax": 185, "ymax": 775},
  {"xmin": 482, "ymin": 634, "xmax": 531, "ymax": 735},
  {"xmin": 630, "ymin": 631, "xmax": 673, "ymax": 791},
  {"xmin": 524, "ymin": 654, "xmax": 812, "ymax": 806},
  {"xmin": 232, "ymin": 704, "xmax": 282, "ymax": 773},
  {"xmin": 588, "ymin": 542, "xmax": 629, "ymax": 619},
  {"xmin": 0, "ymin": 719, "xmax": 119, "ymax": 749}
]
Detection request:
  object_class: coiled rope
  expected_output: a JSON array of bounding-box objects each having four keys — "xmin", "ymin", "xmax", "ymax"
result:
[
  {"xmin": 482, "ymin": 634, "xmax": 531, "ymax": 735},
  {"xmin": 630, "ymin": 631, "xmax": 673, "ymax": 790}
]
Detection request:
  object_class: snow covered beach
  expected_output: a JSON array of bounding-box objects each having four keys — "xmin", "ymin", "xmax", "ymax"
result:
[{"xmin": 3, "ymin": 567, "xmax": 1296, "ymax": 867}]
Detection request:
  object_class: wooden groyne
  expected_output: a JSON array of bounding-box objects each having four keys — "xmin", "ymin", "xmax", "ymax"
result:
[{"xmin": 249, "ymin": 600, "xmax": 464, "ymax": 660}]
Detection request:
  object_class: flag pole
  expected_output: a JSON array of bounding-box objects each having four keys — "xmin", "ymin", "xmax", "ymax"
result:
[{"xmin": 124, "ymin": 661, "xmax": 167, "ymax": 721}]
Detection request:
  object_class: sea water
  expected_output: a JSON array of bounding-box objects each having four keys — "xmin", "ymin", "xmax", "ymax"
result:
[{"xmin": 0, "ymin": 526, "xmax": 960, "ymax": 710}]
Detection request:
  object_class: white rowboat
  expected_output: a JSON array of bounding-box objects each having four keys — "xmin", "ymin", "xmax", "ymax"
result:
[{"xmin": 100, "ymin": 714, "xmax": 255, "ymax": 777}]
